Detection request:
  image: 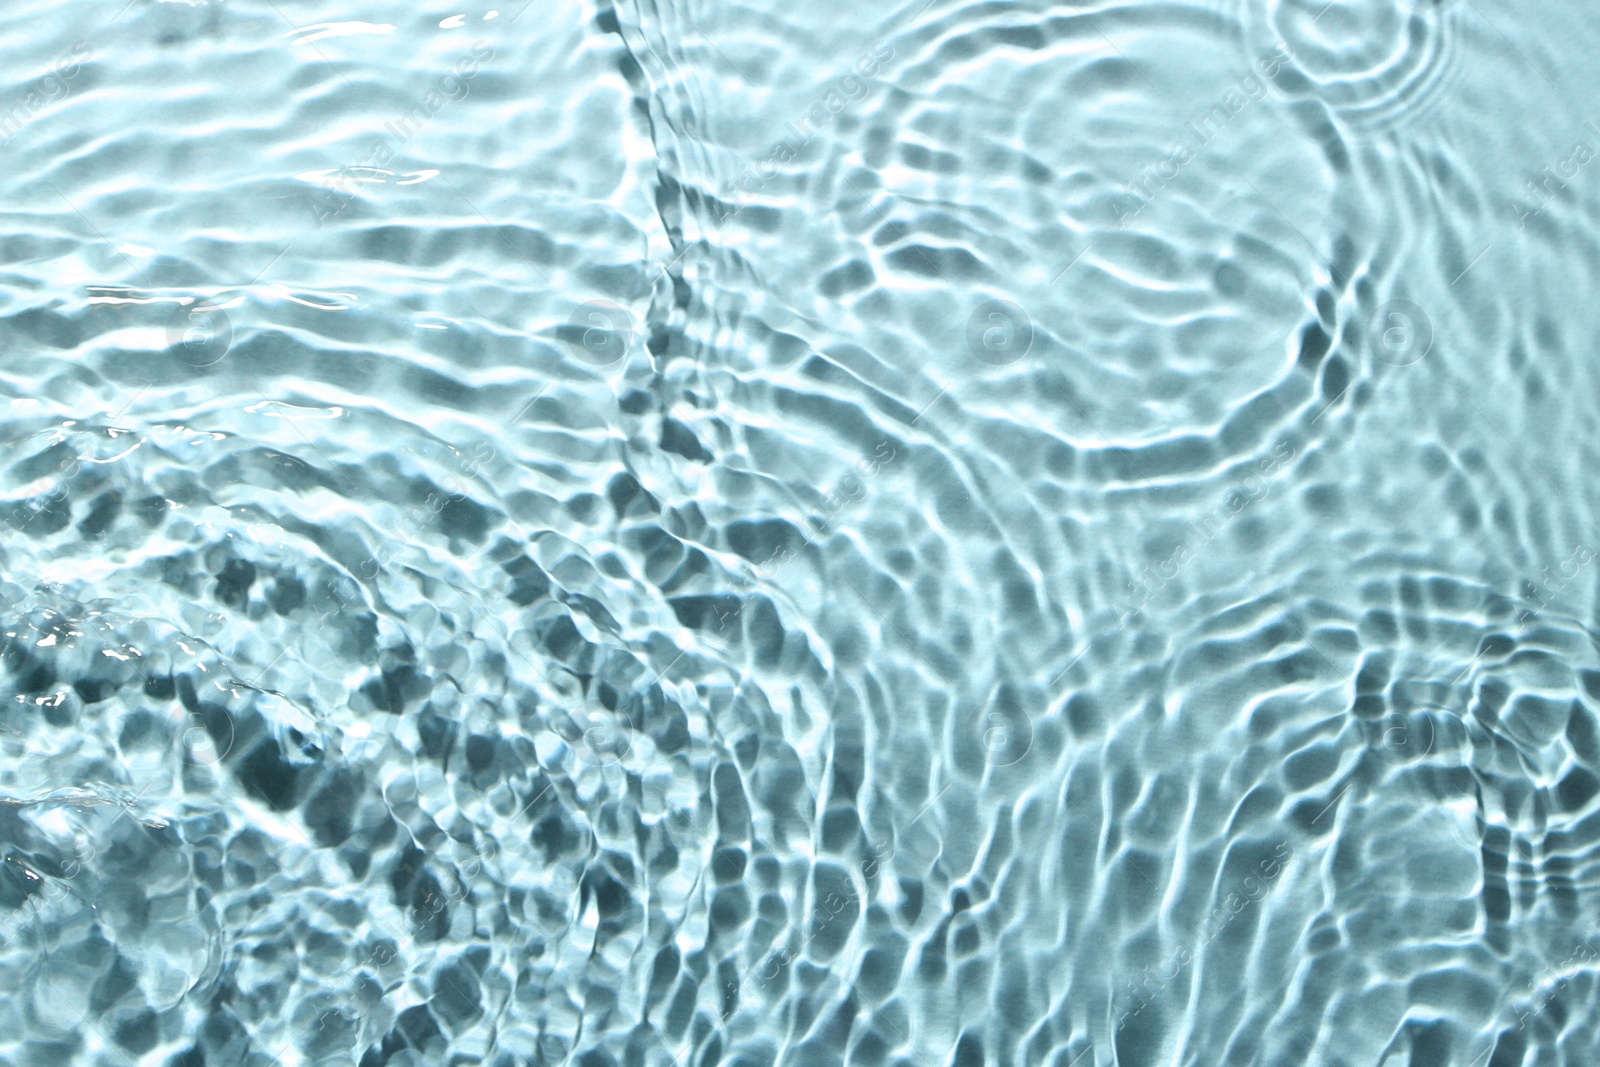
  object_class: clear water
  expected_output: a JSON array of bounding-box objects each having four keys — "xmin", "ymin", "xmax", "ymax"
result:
[{"xmin": 3, "ymin": 0, "xmax": 1599, "ymax": 1064}]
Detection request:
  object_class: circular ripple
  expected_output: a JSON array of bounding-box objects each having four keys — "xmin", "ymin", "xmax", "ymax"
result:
[
  {"xmin": 1242, "ymin": 0, "xmax": 1464, "ymax": 132},
  {"xmin": 856, "ymin": 7, "xmax": 1334, "ymax": 444}
]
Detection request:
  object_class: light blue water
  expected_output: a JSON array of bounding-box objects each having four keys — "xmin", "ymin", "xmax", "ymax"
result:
[{"xmin": 3, "ymin": 1, "xmax": 1600, "ymax": 1065}]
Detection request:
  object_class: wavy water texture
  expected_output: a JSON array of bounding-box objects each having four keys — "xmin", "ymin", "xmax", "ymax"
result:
[{"xmin": 3, "ymin": 0, "xmax": 1600, "ymax": 1065}]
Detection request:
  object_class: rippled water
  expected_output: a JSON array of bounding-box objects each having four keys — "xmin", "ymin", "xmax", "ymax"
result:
[{"xmin": 4, "ymin": 0, "xmax": 1600, "ymax": 1064}]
